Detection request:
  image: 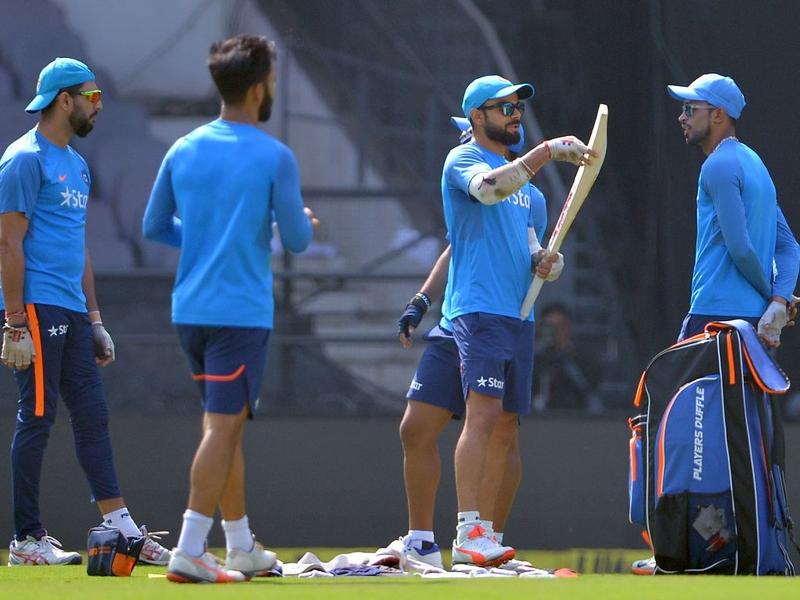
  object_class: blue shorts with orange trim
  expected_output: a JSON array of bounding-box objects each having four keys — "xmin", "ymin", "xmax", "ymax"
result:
[
  {"xmin": 176, "ymin": 325, "xmax": 270, "ymax": 417},
  {"xmin": 452, "ymin": 312, "xmax": 535, "ymax": 415},
  {"xmin": 405, "ymin": 326, "xmax": 465, "ymax": 418}
]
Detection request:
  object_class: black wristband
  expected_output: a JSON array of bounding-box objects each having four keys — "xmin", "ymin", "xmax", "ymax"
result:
[{"xmin": 410, "ymin": 292, "xmax": 432, "ymax": 312}]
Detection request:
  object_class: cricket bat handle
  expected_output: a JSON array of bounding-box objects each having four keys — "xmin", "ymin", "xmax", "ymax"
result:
[{"xmin": 520, "ymin": 275, "xmax": 544, "ymax": 319}]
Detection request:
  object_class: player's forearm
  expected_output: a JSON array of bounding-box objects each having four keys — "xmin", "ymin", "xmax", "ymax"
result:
[
  {"xmin": 468, "ymin": 144, "xmax": 550, "ymax": 205},
  {"xmin": 0, "ymin": 241, "xmax": 26, "ymax": 319},
  {"xmin": 142, "ymin": 212, "xmax": 182, "ymax": 247},
  {"xmin": 82, "ymin": 249, "xmax": 101, "ymax": 313},
  {"xmin": 418, "ymin": 245, "xmax": 451, "ymax": 302},
  {"xmin": 730, "ymin": 249, "xmax": 772, "ymax": 299},
  {"xmin": 772, "ymin": 208, "xmax": 800, "ymax": 301}
]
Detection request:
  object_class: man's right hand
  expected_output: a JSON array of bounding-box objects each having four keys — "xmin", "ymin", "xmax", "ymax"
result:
[
  {"xmin": 304, "ymin": 207, "xmax": 321, "ymax": 231},
  {"xmin": 1, "ymin": 324, "xmax": 35, "ymax": 370},
  {"xmin": 546, "ymin": 136, "xmax": 595, "ymax": 166},
  {"xmin": 397, "ymin": 292, "xmax": 430, "ymax": 349}
]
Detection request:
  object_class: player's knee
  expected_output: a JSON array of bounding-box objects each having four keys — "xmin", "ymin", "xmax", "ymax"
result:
[{"xmin": 399, "ymin": 417, "xmax": 437, "ymax": 450}]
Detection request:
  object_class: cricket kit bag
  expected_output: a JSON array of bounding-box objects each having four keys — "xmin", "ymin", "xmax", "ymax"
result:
[
  {"xmin": 628, "ymin": 319, "xmax": 798, "ymax": 575},
  {"xmin": 86, "ymin": 525, "xmax": 146, "ymax": 576}
]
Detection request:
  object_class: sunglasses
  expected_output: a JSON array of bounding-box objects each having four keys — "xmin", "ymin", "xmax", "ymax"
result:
[
  {"xmin": 72, "ymin": 89, "xmax": 103, "ymax": 105},
  {"xmin": 482, "ymin": 101, "xmax": 526, "ymax": 117},
  {"xmin": 681, "ymin": 103, "xmax": 715, "ymax": 118}
]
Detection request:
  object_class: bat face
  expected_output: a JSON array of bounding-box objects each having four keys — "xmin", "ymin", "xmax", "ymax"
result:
[
  {"xmin": 547, "ymin": 104, "xmax": 608, "ymax": 253},
  {"xmin": 520, "ymin": 104, "xmax": 608, "ymax": 318}
]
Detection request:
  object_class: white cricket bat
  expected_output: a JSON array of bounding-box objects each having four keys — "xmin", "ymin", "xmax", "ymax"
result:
[{"xmin": 519, "ymin": 104, "xmax": 609, "ymax": 319}]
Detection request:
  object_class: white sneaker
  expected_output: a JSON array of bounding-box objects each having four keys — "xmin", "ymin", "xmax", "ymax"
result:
[
  {"xmin": 631, "ymin": 556, "xmax": 656, "ymax": 575},
  {"xmin": 166, "ymin": 547, "xmax": 247, "ymax": 583},
  {"xmin": 137, "ymin": 526, "xmax": 171, "ymax": 566},
  {"xmin": 8, "ymin": 535, "xmax": 82, "ymax": 566},
  {"xmin": 372, "ymin": 535, "xmax": 444, "ymax": 570},
  {"xmin": 226, "ymin": 540, "xmax": 277, "ymax": 577},
  {"xmin": 452, "ymin": 524, "xmax": 514, "ymax": 568}
]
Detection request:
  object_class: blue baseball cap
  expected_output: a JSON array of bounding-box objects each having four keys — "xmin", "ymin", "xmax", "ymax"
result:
[
  {"xmin": 25, "ymin": 57, "xmax": 96, "ymax": 114},
  {"xmin": 450, "ymin": 115, "xmax": 526, "ymax": 154},
  {"xmin": 461, "ymin": 75, "xmax": 534, "ymax": 117},
  {"xmin": 666, "ymin": 73, "xmax": 746, "ymax": 119}
]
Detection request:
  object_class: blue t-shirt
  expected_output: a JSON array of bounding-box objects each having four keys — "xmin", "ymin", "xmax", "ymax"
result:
[
  {"xmin": 142, "ymin": 119, "xmax": 313, "ymax": 328},
  {"xmin": 439, "ymin": 180, "xmax": 546, "ymax": 329},
  {"xmin": 442, "ymin": 141, "xmax": 544, "ymax": 321},
  {"xmin": 0, "ymin": 128, "xmax": 90, "ymax": 312},
  {"xmin": 691, "ymin": 139, "xmax": 785, "ymax": 317}
]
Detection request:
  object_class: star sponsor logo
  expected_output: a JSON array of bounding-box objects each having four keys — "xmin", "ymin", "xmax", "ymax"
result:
[
  {"xmin": 502, "ymin": 189, "xmax": 531, "ymax": 209},
  {"xmin": 476, "ymin": 376, "xmax": 504, "ymax": 390},
  {"xmin": 60, "ymin": 186, "xmax": 88, "ymax": 209},
  {"xmin": 48, "ymin": 324, "xmax": 68, "ymax": 337}
]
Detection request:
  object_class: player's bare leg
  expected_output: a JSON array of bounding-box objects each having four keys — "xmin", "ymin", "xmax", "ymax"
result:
[
  {"xmin": 188, "ymin": 407, "xmax": 248, "ymax": 516},
  {"xmin": 399, "ymin": 400, "xmax": 453, "ymax": 530},
  {"xmin": 479, "ymin": 413, "xmax": 519, "ymax": 531},
  {"xmin": 452, "ymin": 390, "xmax": 512, "ymax": 566},
  {"xmin": 455, "ymin": 390, "xmax": 503, "ymax": 510},
  {"xmin": 218, "ymin": 435, "xmax": 246, "ymax": 521}
]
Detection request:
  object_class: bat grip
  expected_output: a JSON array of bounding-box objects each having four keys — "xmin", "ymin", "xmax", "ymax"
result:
[{"xmin": 520, "ymin": 276, "xmax": 545, "ymax": 319}]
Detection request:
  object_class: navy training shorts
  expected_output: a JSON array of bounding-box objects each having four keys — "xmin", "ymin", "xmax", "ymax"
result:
[
  {"xmin": 452, "ymin": 312, "xmax": 535, "ymax": 415},
  {"xmin": 176, "ymin": 325, "xmax": 271, "ymax": 416},
  {"xmin": 406, "ymin": 325, "xmax": 465, "ymax": 418}
]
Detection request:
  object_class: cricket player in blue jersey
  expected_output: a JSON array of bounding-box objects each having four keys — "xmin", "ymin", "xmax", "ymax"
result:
[
  {"xmin": 666, "ymin": 74, "xmax": 799, "ymax": 346},
  {"xmin": 378, "ymin": 119, "xmax": 554, "ymax": 572},
  {"xmin": 631, "ymin": 72, "xmax": 800, "ymax": 577},
  {"xmin": 442, "ymin": 75, "xmax": 593, "ymax": 567},
  {"xmin": 143, "ymin": 35, "xmax": 317, "ymax": 584},
  {"xmin": 0, "ymin": 58, "xmax": 170, "ymax": 566}
]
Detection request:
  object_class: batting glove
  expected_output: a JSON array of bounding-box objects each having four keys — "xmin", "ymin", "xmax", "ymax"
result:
[
  {"xmin": 545, "ymin": 252, "xmax": 565, "ymax": 282},
  {"xmin": 2, "ymin": 324, "xmax": 35, "ymax": 370},
  {"xmin": 92, "ymin": 323, "xmax": 115, "ymax": 366},
  {"xmin": 546, "ymin": 136, "xmax": 590, "ymax": 165},
  {"xmin": 757, "ymin": 300, "xmax": 789, "ymax": 347},
  {"xmin": 398, "ymin": 292, "xmax": 431, "ymax": 341}
]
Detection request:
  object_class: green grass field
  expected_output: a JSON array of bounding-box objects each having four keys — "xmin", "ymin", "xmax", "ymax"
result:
[{"xmin": 0, "ymin": 548, "xmax": 795, "ymax": 599}]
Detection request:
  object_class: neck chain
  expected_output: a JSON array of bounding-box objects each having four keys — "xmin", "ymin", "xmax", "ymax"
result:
[{"xmin": 712, "ymin": 135, "xmax": 738, "ymax": 154}]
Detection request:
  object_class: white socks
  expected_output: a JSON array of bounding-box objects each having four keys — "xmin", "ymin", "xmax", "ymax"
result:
[
  {"xmin": 177, "ymin": 509, "xmax": 213, "ymax": 557},
  {"xmin": 222, "ymin": 515, "xmax": 254, "ymax": 552},
  {"xmin": 408, "ymin": 529, "xmax": 435, "ymax": 544},
  {"xmin": 102, "ymin": 507, "xmax": 140, "ymax": 538}
]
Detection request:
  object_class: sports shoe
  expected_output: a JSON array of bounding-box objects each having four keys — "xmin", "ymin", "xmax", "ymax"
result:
[
  {"xmin": 452, "ymin": 524, "xmax": 514, "ymax": 568},
  {"xmin": 631, "ymin": 556, "xmax": 656, "ymax": 575},
  {"xmin": 226, "ymin": 539, "xmax": 277, "ymax": 577},
  {"xmin": 8, "ymin": 534, "xmax": 82, "ymax": 566},
  {"xmin": 166, "ymin": 547, "xmax": 247, "ymax": 583},
  {"xmin": 137, "ymin": 526, "xmax": 171, "ymax": 566},
  {"xmin": 372, "ymin": 535, "xmax": 444, "ymax": 570}
]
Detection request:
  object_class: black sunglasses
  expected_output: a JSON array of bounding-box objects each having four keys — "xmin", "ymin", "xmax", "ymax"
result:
[
  {"xmin": 681, "ymin": 103, "xmax": 715, "ymax": 118},
  {"xmin": 481, "ymin": 101, "xmax": 526, "ymax": 117}
]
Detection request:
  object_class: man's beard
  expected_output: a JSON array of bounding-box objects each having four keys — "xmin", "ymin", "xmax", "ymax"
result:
[
  {"xmin": 70, "ymin": 111, "xmax": 94, "ymax": 138},
  {"xmin": 484, "ymin": 120, "xmax": 520, "ymax": 147},
  {"xmin": 258, "ymin": 95, "xmax": 273, "ymax": 122}
]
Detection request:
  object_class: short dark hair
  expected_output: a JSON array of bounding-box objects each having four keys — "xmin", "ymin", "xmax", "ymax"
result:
[
  {"xmin": 41, "ymin": 83, "xmax": 84, "ymax": 115},
  {"xmin": 207, "ymin": 34, "xmax": 276, "ymax": 105}
]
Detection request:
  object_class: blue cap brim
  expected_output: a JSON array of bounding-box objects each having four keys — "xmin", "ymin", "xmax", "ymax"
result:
[
  {"xmin": 666, "ymin": 84, "xmax": 706, "ymax": 103},
  {"xmin": 25, "ymin": 91, "xmax": 59, "ymax": 114},
  {"xmin": 492, "ymin": 83, "xmax": 534, "ymax": 103}
]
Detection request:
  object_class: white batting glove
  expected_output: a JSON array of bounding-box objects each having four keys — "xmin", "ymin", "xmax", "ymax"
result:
[
  {"xmin": 2, "ymin": 324, "xmax": 35, "ymax": 370},
  {"xmin": 757, "ymin": 300, "xmax": 789, "ymax": 347},
  {"xmin": 92, "ymin": 323, "xmax": 115, "ymax": 366},
  {"xmin": 545, "ymin": 252, "xmax": 565, "ymax": 282},
  {"xmin": 546, "ymin": 136, "xmax": 590, "ymax": 165}
]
